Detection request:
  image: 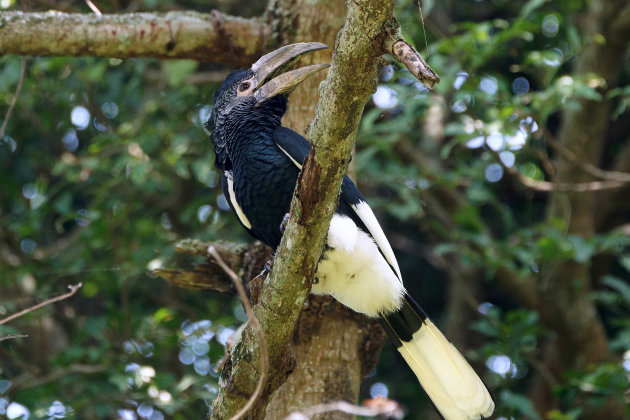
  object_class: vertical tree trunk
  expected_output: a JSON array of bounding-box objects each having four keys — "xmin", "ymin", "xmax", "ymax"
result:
[
  {"xmin": 537, "ymin": 0, "xmax": 630, "ymax": 417},
  {"xmin": 264, "ymin": 298, "xmax": 386, "ymax": 419},
  {"xmin": 263, "ymin": 2, "xmax": 388, "ymax": 417}
]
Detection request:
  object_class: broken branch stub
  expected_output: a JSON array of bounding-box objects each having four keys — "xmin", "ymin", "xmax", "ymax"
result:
[{"xmin": 384, "ymin": 38, "xmax": 440, "ymax": 89}]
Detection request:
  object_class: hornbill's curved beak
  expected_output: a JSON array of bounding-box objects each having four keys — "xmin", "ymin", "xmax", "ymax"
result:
[{"xmin": 251, "ymin": 42, "xmax": 330, "ymax": 102}]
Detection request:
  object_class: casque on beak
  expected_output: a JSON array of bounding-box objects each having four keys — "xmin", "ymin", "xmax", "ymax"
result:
[{"xmin": 250, "ymin": 42, "xmax": 330, "ymax": 102}]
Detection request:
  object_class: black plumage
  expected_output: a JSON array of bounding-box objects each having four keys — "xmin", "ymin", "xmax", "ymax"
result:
[{"xmin": 205, "ymin": 42, "xmax": 494, "ymax": 420}]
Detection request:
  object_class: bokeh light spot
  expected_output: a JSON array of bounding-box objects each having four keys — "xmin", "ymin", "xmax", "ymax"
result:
[
  {"xmin": 369, "ymin": 382, "xmax": 389, "ymax": 398},
  {"xmin": 71, "ymin": 106, "xmax": 91, "ymax": 130},
  {"xmin": 101, "ymin": 102, "xmax": 119, "ymax": 119},
  {"xmin": 479, "ymin": 76, "xmax": 498, "ymax": 95},
  {"xmin": 512, "ymin": 77, "xmax": 530, "ymax": 94},
  {"xmin": 542, "ymin": 14, "xmax": 559, "ymax": 37},
  {"xmin": 484, "ymin": 163, "xmax": 504, "ymax": 182},
  {"xmin": 372, "ymin": 86, "xmax": 399, "ymax": 109}
]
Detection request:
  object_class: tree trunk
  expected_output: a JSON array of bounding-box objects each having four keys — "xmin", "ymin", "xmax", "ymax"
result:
[
  {"xmin": 210, "ymin": 0, "xmax": 401, "ymax": 417},
  {"xmin": 265, "ymin": 298, "xmax": 386, "ymax": 419},
  {"xmin": 263, "ymin": 2, "xmax": 388, "ymax": 418},
  {"xmin": 538, "ymin": 0, "xmax": 630, "ymax": 417}
]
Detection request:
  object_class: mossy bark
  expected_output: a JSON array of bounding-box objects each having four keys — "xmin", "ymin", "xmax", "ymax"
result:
[
  {"xmin": 0, "ymin": 11, "xmax": 270, "ymax": 65},
  {"xmin": 210, "ymin": 0, "xmax": 399, "ymax": 418},
  {"xmin": 2, "ymin": 3, "xmax": 403, "ymax": 418}
]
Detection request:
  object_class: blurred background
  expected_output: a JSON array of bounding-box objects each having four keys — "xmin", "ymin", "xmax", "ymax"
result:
[{"xmin": 1, "ymin": 0, "xmax": 630, "ymax": 419}]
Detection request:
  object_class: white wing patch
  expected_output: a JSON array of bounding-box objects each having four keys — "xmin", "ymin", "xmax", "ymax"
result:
[
  {"xmin": 224, "ymin": 170, "xmax": 252, "ymax": 229},
  {"xmin": 276, "ymin": 144, "xmax": 303, "ymax": 169},
  {"xmin": 351, "ymin": 201, "xmax": 402, "ymax": 281}
]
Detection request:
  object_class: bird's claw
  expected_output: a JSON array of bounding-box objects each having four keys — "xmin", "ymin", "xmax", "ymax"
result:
[
  {"xmin": 253, "ymin": 252, "xmax": 275, "ymax": 280},
  {"xmin": 264, "ymin": 255, "xmax": 274, "ymax": 272},
  {"xmin": 280, "ymin": 213, "xmax": 291, "ymax": 234}
]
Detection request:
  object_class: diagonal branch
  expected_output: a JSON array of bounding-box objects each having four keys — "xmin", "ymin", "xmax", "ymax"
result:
[
  {"xmin": 208, "ymin": 246, "xmax": 268, "ymax": 420},
  {"xmin": 0, "ymin": 11, "xmax": 271, "ymax": 66},
  {"xmin": 490, "ymin": 149, "xmax": 628, "ymax": 192},
  {"xmin": 0, "ymin": 334, "xmax": 29, "ymax": 342},
  {"xmin": 209, "ymin": 0, "xmax": 407, "ymax": 418},
  {"xmin": 540, "ymin": 126, "xmax": 630, "ymax": 183},
  {"xmin": 0, "ymin": 58, "xmax": 26, "ymax": 140},
  {"xmin": 0, "ymin": 283, "xmax": 82, "ymax": 326}
]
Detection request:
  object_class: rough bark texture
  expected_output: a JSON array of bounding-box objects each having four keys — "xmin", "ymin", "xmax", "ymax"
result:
[
  {"xmin": 0, "ymin": 11, "xmax": 271, "ymax": 65},
  {"xmin": 264, "ymin": 297, "xmax": 386, "ymax": 420},
  {"xmin": 153, "ymin": 240, "xmax": 270, "ymax": 294},
  {"xmin": 156, "ymin": 240, "xmax": 388, "ymax": 420},
  {"xmin": 263, "ymin": 2, "xmax": 386, "ymax": 419},
  {"xmin": 210, "ymin": 0, "xmax": 399, "ymax": 417},
  {"xmin": 0, "ymin": 4, "xmax": 400, "ymax": 419}
]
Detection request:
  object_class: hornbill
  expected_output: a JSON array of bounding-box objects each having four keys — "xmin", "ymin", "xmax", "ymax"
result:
[{"xmin": 205, "ymin": 42, "xmax": 495, "ymax": 420}]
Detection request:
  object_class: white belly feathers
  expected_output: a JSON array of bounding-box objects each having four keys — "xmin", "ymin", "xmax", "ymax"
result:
[{"xmin": 312, "ymin": 214, "xmax": 406, "ymax": 317}]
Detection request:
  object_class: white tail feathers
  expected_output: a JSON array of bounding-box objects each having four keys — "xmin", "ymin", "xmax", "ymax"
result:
[{"xmin": 396, "ymin": 319, "xmax": 495, "ymax": 420}]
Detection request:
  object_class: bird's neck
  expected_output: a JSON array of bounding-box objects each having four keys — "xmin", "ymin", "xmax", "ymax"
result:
[{"xmin": 226, "ymin": 97, "xmax": 288, "ymax": 157}]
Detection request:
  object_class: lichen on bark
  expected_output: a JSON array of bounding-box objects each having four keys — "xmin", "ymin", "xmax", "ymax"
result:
[
  {"xmin": 0, "ymin": 10, "xmax": 271, "ymax": 65},
  {"xmin": 210, "ymin": 0, "xmax": 401, "ymax": 418}
]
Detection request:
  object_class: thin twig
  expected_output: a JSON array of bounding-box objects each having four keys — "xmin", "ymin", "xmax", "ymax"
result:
[
  {"xmin": 285, "ymin": 399, "xmax": 405, "ymax": 420},
  {"xmin": 489, "ymin": 149, "xmax": 627, "ymax": 192},
  {"xmin": 84, "ymin": 0, "xmax": 102, "ymax": 16},
  {"xmin": 11, "ymin": 364, "xmax": 106, "ymax": 391},
  {"xmin": 541, "ymin": 126, "xmax": 630, "ymax": 182},
  {"xmin": 0, "ymin": 58, "xmax": 26, "ymax": 140},
  {"xmin": 0, "ymin": 283, "xmax": 82, "ymax": 326},
  {"xmin": 416, "ymin": 0, "xmax": 429, "ymax": 57},
  {"xmin": 0, "ymin": 334, "xmax": 29, "ymax": 342},
  {"xmin": 207, "ymin": 246, "xmax": 268, "ymax": 420}
]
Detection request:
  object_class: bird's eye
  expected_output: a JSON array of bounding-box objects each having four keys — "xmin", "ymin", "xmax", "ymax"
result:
[{"xmin": 239, "ymin": 82, "xmax": 251, "ymax": 92}]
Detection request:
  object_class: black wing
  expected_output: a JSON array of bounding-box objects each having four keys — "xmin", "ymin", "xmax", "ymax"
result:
[
  {"xmin": 271, "ymin": 126, "xmax": 310, "ymax": 167},
  {"xmin": 271, "ymin": 126, "xmax": 402, "ymax": 279}
]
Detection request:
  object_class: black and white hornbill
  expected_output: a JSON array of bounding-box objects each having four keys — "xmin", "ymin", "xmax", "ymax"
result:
[{"xmin": 205, "ymin": 42, "xmax": 495, "ymax": 420}]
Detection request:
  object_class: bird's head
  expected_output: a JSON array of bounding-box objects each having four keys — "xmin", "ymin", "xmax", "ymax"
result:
[{"xmin": 206, "ymin": 42, "xmax": 329, "ymax": 169}]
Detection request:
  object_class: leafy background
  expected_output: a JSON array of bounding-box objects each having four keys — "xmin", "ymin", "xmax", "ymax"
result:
[{"xmin": 1, "ymin": 0, "xmax": 629, "ymax": 419}]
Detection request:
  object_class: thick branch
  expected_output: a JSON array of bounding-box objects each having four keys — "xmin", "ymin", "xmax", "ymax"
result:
[
  {"xmin": 153, "ymin": 240, "xmax": 270, "ymax": 294},
  {"xmin": 210, "ymin": 0, "xmax": 399, "ymax": 418},
  {"xmin": 0, "ymin": 11, "xmax": 271, "ymax": 65}
]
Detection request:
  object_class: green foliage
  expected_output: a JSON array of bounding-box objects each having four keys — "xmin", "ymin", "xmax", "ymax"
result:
[
  {"xmin": 500, "ymin": 389, "xmax": 544, "ymax": 420},
  {"xmin": 2, "ymin": 0, "xmax": 630, "ymax": 418},
  {"xmin": 361, "ymin": 0, "xmax": 630, "ymax": 417},
  {"xmin": 0, "ymin": 51, "xmax": 248, "ymax": 418}
]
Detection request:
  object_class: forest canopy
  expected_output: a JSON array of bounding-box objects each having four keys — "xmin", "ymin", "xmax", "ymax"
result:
[{"xmin": 1, "ymin": 0, "xmax": 630, "ymax": 419}]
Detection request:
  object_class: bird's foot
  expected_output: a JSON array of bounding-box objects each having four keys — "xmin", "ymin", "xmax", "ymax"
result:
[
  {"xmin": 253, "ymin": 252, "xmax": 275, "ymax": 280},
  {"xmin": 280, "ymin": 213, "xmax": 291, "ymax": 234},
  {"xmin": 264, "ymin": 254, "xmax": 274, "ymax": 272}
]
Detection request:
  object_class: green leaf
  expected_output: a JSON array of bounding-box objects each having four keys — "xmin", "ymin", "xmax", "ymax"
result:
[
  {"xmin": 500, "ymin": 390, "xmax": 543, "ymax": 420},
  {"xmin": 520, "ymin": 0, "xmax": 547, "ymax": 19},
  {"xmin": 154, "ymin": 307, "xmax": 174, "ymax": 323},
  {"xmin": 165, "ymin": 60, "xmax": 198, "ymax": 87},
  {"xmin": 601, "ymin": 275, "xmax": 630, "ymax": 307}
]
